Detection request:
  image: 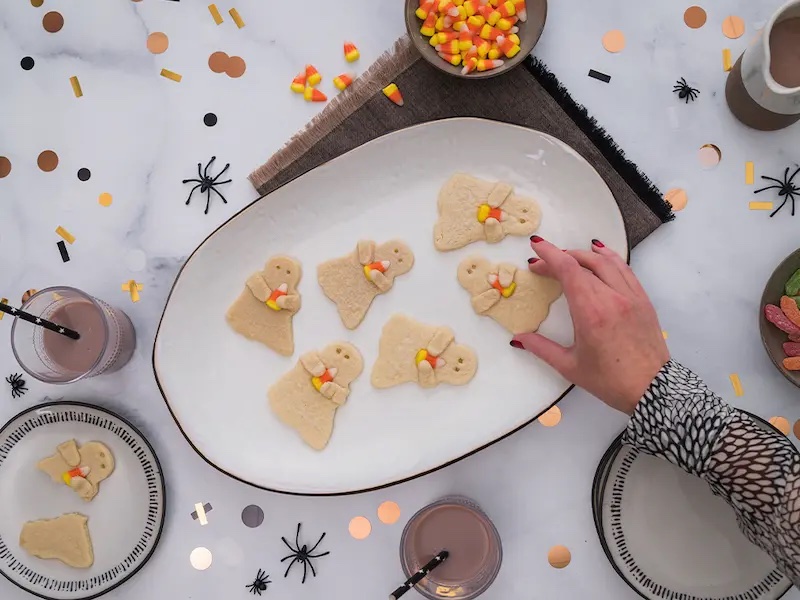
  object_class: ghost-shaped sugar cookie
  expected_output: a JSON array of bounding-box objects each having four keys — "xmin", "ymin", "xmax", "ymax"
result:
[
  {"xmin": 433, "ymin": 174, "xmax": 542, "ymax": 251},
  {"xmin": 37, "ymin": 439, "xmax": 115, "ymax": 502},
  {"xmin": 457, "ymin": 256, "xmax": 562, "ymax": 334},
  {"xmin": 20, "ymin": 513, "xmax": 94, "ymax": 569},
  {"xmin": 317, "ymin": 240, "xmax": 414, "ymax": 329},
  {"xmin": 226, "ymin": 255, "xmax": 302, "ymax": 356},
  {"xmin": 371, "ymin": 314, "xmax": 478, "ymax": 389},
  {"xmin": 268, "ymin": 341, "xmax": 364, "ymax": 450}
]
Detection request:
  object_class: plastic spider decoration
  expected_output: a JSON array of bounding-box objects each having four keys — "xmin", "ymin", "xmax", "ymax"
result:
[
  {"xmin": 673, "ymin": 77, "xmax": 700, "ymax": 103},
  {"xmin": 6, "ymin": 373, "xmax": 28, "ymax": 398},
  {"xmin": 280, "ymin": 522, "xmax": 330, "ymax": 584},
  {"xmin": 245, "ymin": 569, "xmax": 271, "ymax": 596},
  {"xmin": 754, "ymin": 166, "xmax": 800, "ymax": 218},
  {"xmin": 182, "ymin": 156, "xmax": 232, "ymax": 215}
]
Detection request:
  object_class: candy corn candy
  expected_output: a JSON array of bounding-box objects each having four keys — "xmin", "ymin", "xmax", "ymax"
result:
[
  {"xmin": 443, "ymin": 14, "xmax": 456, "ymax": 28},
  {"xmin": 508, "ymin": 32, "xmax": 520, "ymax": 45},
  {"xmin": 435, "ymin": 15, "xmax": 446, "ymax": 30},
  {"xmin": 333, "ymin": 72, "xmax": 354, "ymax": 91},
  {"xmin": 456, "ymin": 5, "xmax": 467, "ymax": 19},
  {"xmin": 461, "ymin": 55, "xmax": 479, "ymax": 74},
  {"xmin": 497, "ymin": 1, "xmax": 515, "ymax": 17},
  {"xmin": 452, "ymin": 19, "xmax": 466, "ymax": 31},
  {"xmin": 438, "ymin": 0, "xmax": 460, "ymax": 17},
  {"xmin": 304, "ymin": 86, "xmax": 327, "ymax": 101},
  {"xmin": 436, "ymin": 40, "xmax": 460, "ymax": 54},
  {"xmin": 479, "ymin": 24, "xmax": 503, "ymax": 40},
  {"xmin": 437, "ymin": 30, "xmax": 458, "ymax": 42},
  {"xmin": 343, "ymin": 42, "xmax": 360, "ymax": 62},
  {"xmin": 290, "ymin": 71, "xmax": 306, "ymax": 93},
  {"xmin": 416, "ymin": 0, "xmax": 435, "ymax": 19},
  {"xmin": 467, "ymin": 14, "xmax": 485, "ymax": 30},
  {"xmin": 473, "ymin": 35, "xmax": 491, "ymax": 57},
  {"xmin": 488, "ymin": 44, "xmax": 501, "ymax": 59},
  {"xmin": 477, "ymin": 58, "xmax": 504, "ymax": 71},
  {"xmin": 429, "ymin": 33, "xmax": 440, "ymax": 46},
  {"xmin": 383, "ymin": 83, "xmax": 404, "ymax": 106},
  {"xmin": 453, "ymin": 0, "xmax": 464, "ymax": 5},
  {"xmin": 421, "ymin": 12, "xmax": 437, "ymax": 35},
  {"xmin": 464, "ymin": 0, "xmax": 479, "ymax": 16},
  {"xmin": 62, "ymin": 466, "xmax": 90, "ymax": 486},
  {"xmin": 305, "ymin": 64, "xmax": 321, "ymax": 86},
  {"xmin": 497, "ymin": 15, "xmax": 517, "ymax": 30},
  {"xmin": 509, "ymin": 25, "xmax": 519, "ymax": 33},
  {"xmin": 438, "ymin": 51, "xmax": 462, "ymax": 65},
  {"xmin": 487, "ymin": 9, "xmax": 501, "ymax": 25},
  {"xmin": 496, "ymin": 34, "xmax": 520, "ymax": 57},
  {"xmin": 458, "ymin": 27, "xmax": 473, "ymax": 50},
  {"xmin": 489, "ymin": 0, "xmax": 499, "ymax": 6},
  {"xmin": 477, "ymin": 4, "xmax": 493, "ymax": 19},
  {"xmin": 513, "ymin": 0, "xmax": 527, "ymax": 21}
]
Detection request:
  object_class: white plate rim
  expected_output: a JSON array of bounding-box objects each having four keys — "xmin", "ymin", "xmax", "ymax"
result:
[
  {"xmin": 152, "ymin": 117, "xmax": 631, "ymax": 496},
  {"xmin": 0, "ymin": 401, "xmax": 167, "ymax": 600}
]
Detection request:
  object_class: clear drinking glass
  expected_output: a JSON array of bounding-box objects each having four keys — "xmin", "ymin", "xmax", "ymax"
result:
[
  {"xmin": 11, "ymin": 286, "xmax": 136, "ymax": 383},
  {"xmin": 399, "ymin": 496, "xmax": 503, "ymax": 600}
]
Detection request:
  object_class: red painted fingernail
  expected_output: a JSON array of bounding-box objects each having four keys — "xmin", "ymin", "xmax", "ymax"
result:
[
  {"xmin": 510, "ymin": 340, "xmax": 523, "ymax": 349},
  {"xmin": 592, "ymin": 239, "xmax": 605, "ymax": 248},
  {"xmin": 530, "ymin": 235, "xmax": 544, "ymax": 243},
  {"xmin": 528, "ymin": 257, "xmax": 539, "ymax": 264}
]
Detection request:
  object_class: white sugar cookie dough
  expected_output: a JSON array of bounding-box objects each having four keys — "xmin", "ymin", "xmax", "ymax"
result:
[
  {"xmin": 457, "ymin": 256, "xmax": 561, "ymax": 334},
  {"xmin": 20, "ymin": 513, "xmax": 94, "ymax": 569},
  {"xmin": 37, "ymin": 439, "xmax": 115, "ymax": 502},
  {"xmin": 317, "ymin": 240, "xmax": 414, "ymax": 329},
  {"xmin": 269, "ymin": 341, "xmax": 364, "ymax": 450},
  {"xmin": 434, "ymin": 174, "xmax": 542, "ymax": 251},
  {"xmin": 371, "ymin": 314, "xmax": 478, "ymax": 389},
  {"xmin": 226, "ymin": 255, "xmax": 302, "ymax": 356}
]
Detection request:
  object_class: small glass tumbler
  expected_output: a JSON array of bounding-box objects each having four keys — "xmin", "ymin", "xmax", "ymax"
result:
[{"xmin": 11, "ymin": 286, "xmax": 136, "ymax": 384}]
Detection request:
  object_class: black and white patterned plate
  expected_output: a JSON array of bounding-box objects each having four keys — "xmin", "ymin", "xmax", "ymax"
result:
[
  {"xmin": 592, "ymin": 418, "xmax": 792, "ymax": 600},
  {"xmin": 0, "ymin": 402, "xmax": 166, "ymax": 600}
]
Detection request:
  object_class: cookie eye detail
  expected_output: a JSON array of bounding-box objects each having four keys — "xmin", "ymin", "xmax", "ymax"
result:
[
  {"xmin": 336, "ymin": 348, "xmax": 342, "ymax": 354},
  {"xmin": 467, "ymin": 269, "xmax": 473, "ymax": 274},
  {"xmin": 344, "ymin": 354, "xmax": 350, "ymax": 359},
  {"xmin": 454, "ymin": 367, "xmax": 461, "ymax": 372},
  {"xmin": 522, "ymin": 208, "xmax": 528, "ymax": 213},
  {"xmin": 458, "ymin": 358, "xmax": 464, "ymax": 364},
  {"xmin": 100, "ymin": 463, "xmax": 106, "ymax": 469},
  {"xmin": 393, "ymin": 248, "xmax": 399, "ymax": 253},
  {"xmin": 276, "ymin": 266, "xmax": 281, "ymax": 270},
  {"xmin": 398, "ymin": 258, "xmax": 403, "ymax": 263},
  {"xmin": 286, "ymin": 270, "xmax": 291, "ymax": 275},
  {"xmin": 99, "ymin": 452, "xmax": 105, "ymax": 458},
  {"xmin": 471, "ymin": 264, "xmax": 476, "ymax": 269},
  {"xmin": 519, "ymin": 219, "xmax": 526, "ymax": 223}
]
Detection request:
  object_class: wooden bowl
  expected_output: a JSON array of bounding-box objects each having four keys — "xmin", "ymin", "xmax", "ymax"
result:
[
  {"xmin": 759, "ymin": 247, "xmax": 800, "ymax": 388},
  {"xmin": 404, "ymin": 0, "xmax": 548, "ymax": 79}
]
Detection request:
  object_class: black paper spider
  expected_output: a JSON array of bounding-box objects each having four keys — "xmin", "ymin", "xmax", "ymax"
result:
[
  {"xmin": 280, "ymin": 523, "xmax": 330, "ymax": 584},
  {"xmin": 245, "ymin": 569, "xmax": 271, "ymax": 596},
  {"xmin": 6, "ymin": 373, "xmax": 28, "ymax": 398},
  {"xmin": 673, "ymin": 77, "xmax": 700, "ymax": 103},
  {"xmin": 182, "ymin": 156, "xmax": 232, "ymax": 215},
  {"xmin": 754, "ymin": 166, "xmax": 800, "ymax": 218}
]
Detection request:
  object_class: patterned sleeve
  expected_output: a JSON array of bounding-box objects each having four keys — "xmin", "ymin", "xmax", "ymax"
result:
[{"xmin": 622, "ymin": 360, "xmax": 800, "ymax": 587}]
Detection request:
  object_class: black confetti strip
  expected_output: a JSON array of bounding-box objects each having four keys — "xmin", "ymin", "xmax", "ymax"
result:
[
  {"xmin": 588, "ymin": 69, "xmax": 611, "ymax": 83},
  {"xmin": 57, "ymin": 240, "xmax": 70, "ymax": 262}
]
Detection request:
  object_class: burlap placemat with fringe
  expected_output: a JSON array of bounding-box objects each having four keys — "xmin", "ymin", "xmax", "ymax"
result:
[{"xmin": 249, "ymin": 35, "xmax": 673, "ymax": 247}]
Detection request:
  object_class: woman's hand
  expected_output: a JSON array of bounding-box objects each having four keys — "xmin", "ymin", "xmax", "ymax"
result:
[{"xmin": 511, "ymin": 237, "xmax": 670, "ymax": 415}]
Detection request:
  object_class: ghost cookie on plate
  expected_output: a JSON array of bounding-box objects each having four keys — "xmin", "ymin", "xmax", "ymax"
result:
[
  {"xmin": 371, "ymin": 314, "xmax": 478, "ymax": 389},
  {"xmin": 434, "ymin": 174, "xmax": 542, "ymax": 251},
  {"xmin": 317, "ymin": 240, "xmax": 414, "ymax": 329},
  {"xmin": 37, "ymin": 439, "xmax": 115, "ymax": 502},
  {"xmin": 457, "ymin": 255, "xmax": 561, "ymax": 334},
  {"xmin": 226, "ymin": 255, "xmax": 302, "ymax": 356},
  {"xmin": 268, "ymin": 341, "xmax": 363, "ymax": 450},
  {"xmin": 20, "ymin": 513, "xmax": 94, "ymax": 569}
]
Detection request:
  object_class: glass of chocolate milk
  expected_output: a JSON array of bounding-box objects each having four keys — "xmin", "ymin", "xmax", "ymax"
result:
[
  {"xmin": 399, "ymin": 496, "xmax": 502, "ymax": 600},
  {"xmin": 11, "ymin": 287, "xmax": 136, "ymax": 383}
]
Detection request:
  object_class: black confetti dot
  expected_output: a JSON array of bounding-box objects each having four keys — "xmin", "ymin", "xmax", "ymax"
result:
[
  {"xmin": 20, "ymin": 57, "xmax": 35, "ymax": 71},
  {"xmin": 77, "ymin": 168, "xmax": 91, "ymax": 181},
  {"xmin": 203, "ymin": 112, "xmax": 217, "ymax": 127}
]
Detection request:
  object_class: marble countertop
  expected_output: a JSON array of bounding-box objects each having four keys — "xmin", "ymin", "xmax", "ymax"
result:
[{"xmin": 1, "ymin": 0, "xmax": 799, "ymax": 598}]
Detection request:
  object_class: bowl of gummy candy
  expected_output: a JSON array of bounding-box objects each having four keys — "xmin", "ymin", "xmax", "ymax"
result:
[
  {"xmin": 760, "ymin": 248, "xmax": 800, "ymax": 387},
  {"xmin": 405, "ymin": 0, "xmax": 547, "ymax": 79}
]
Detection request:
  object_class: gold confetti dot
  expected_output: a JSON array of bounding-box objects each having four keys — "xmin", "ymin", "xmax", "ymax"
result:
[
  {"xmin": 31, "ymin": 0, "xmax": 44, "ymax": 7},
  {"xmin": 190, "ymin": 547, "xmax": 213, "ymax": 570},
  {"xmin": 348, "ymin": 516, "xmax": 372, "ymax": 540},
  {"xmin": 769, "ymin": 416, "xmax": 790, "ymax": 435},
  {"xmin": 37, "ymin": 150, "xmax": 59, "ymax": 172},
  {"xmin": 602, "ymin": 30, "xmax": 626, "ymax": 53},
  {"xmin": 698, "ymin": 144, "xmax": 721, "ymax": 168},
  {"xmin": 794, "ymin": 419, "xmax": 800, "ymax": 440},
  {"xmin": 684, "ymin": 6, "xmax": 707, "ymax": 29},
  {"xmin": 548, "ymin": 545, "xmax": 571, "ymax": 568},
  {"xmin": 664, "ymin": 188, "xmax": 688, "ymax": 211},
  {"xmin": 147, "ymin": 32, "xmax": 169, "ymax": 54},
  {"xmin": 0, "ymin": 156, "xmax": 11, "ymax": 178},
  {"xmin": 538, "ymin": 405, "xmax": 561, "ymax": 427},
  {"xmin": 377, "ymin": 501, "xmax": 401, "ymax": 525},
  {"xmin": 98, "ymin": 192, "xmax": 113, "ymax": 207},
  {"xmin": 42, "ymin": 10, "xmax": 63, "ymax": 33},
  {"xmin": 722, "ymin": 15, "xmax": 745, "ymax": 39}
]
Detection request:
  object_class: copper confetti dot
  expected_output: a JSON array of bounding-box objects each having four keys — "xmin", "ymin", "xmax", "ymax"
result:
[
  {"xmin": 377, "ymin": 501, "xmax": 401, "ymax": 525},
  {"xmin": 147, "ymin": 32, "xmax": 169, "ymax": 54},
  {"xmin": 226, "ymin": 56, "xmax": 246, "ymax": 78},
  {"xmin": 769, "ymin": 416, "xmax": 790, "ymax": 435},
  {"xmin": 208, "ymin": 51, "xmax": 229, "ymax": 73},
  {"xmin": 31, "ymin": 0, "xmax": 44, "ymax": 7},
  {"xmin": 538, "ymin": 405, "xmax": 561, "ymax": 427},
  {"xmin": 348, "ymin": 516, "xmax": 372, "ymax": 540},
  {"xmin": 98, "ymin": 192, "xmax": 113, "ymax": 207},
  {"xmin": 698, "ymin": 144, "xmax": 721, "ymax": 168},
  {"xmin": 189, "ymin": 547, "xmax": 213, "ymax": 570},
  {"xmin": 793, "ymin": 419, "xmax": 800, "ymax": 440},
  {"xmin": 21, "ymin": 289, "xmax": 38, "ymax": 303},
  {"xmin": 602, "ymin": 30, "xmax": 626, "ymax": 53},
  {"xmin": 684, "ymin": 6, "xmax": 707, "ymax": 29},
  {"xmin": 722, "ymin": 15, "xmax": 745, "ymax": 39},
  {"xmin": 664, "ymin": 188, "xmax": 688, "ymax": 211},
  {"xmin": 548, "ymin": 545, "xmax": 571, "ymax": 569},
  {"xmin": 37, "ymin": 150, "xmax": 59, "ymax": 172},
  {"xmin": 42, "ymin": 11, "xmax": 64, "ymax": 33},
  {"xmin": 0, "ymin": 157, "xmax": 11, "ymax": 178}
]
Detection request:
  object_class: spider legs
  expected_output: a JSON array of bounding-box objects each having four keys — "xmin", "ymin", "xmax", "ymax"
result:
[
  {"xmin": 302, "ymin": 559, "xmax": 308, "ymax": 584},
  {"xmin": 308, "ymin": 531, "xmax": 326, "ymax": 553},
  {"xmin": 210, "ymin": 185, "xmax": 228, "ymax": 205},
  {"xmin": 281, "ymin": 536, "xmax": 295, "ymax": 553},
  {"xmin": 204, "ymin": 187, "xmax": 212, "ymax": 214},
  {"xmin": 211, "ymin": 162, "xmax": 230, "ymax": 182},
  {"xmin": 203, "ymin": 156, "xmax": 217, "ymax": 179},
  {"xmin": 283, "ymin": 556, "xmax": 299, "ymax": 578},
  {"xmin": 295, "ymin": 523, "xmax": 302, "ymax": 550},
  {"xmin": 185, "ymin": 183, "xmax": 202, "ymax": 205}
]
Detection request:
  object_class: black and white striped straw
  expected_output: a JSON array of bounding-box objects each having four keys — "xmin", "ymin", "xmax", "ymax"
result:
[
  {"xmin": 0, "ymin": 303, "xmax": 80, "ymax": 340},
  {"xmin": 389, "ymin": 550, "xmax": 449, "ymax": 600}
]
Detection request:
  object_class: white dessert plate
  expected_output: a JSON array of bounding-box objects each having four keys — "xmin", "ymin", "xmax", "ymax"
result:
[
  {"xmin": 0, "ymin": 402, "xmax": 166, "ymax": 600},
  {"xmin": 154, "ymin": 117, "xmax": 628, "ymax": 494},
  {"xmin": 593, "ymin": 424, "xmax": 792, "ymax": 600}
]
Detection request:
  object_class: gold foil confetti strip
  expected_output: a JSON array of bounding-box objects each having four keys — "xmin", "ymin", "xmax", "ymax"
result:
[
  {"xmin": 69, "ymin": 76, "xmax": 83, "ymax": 98},
  {"xmin": 122, "ymin": 280, "xmax": 143, "ymax": 303},
  {"xmin": 745, "ymin": 162, "xmax": 754, "ymax": 184},
  {"xmin": 55, "ymin": 226, "xmax": 75, "ymax": 244},
  {"xmin": 208, "ymin": 3, "xmax": 223, "ymax": 24},
  {"xmin": 749, "ymin": 201, "xmax": 773, "ymax": 211},
  {"xmin": 0, "ymin": 298, "xmax": 7, "ymax": 320},
  {"xmin": 722, "ymin": 49, "xmax": 732, "ymax": 72},
  {"xmin": 160, "ymin": 68, "xmax": 182, "ymax": 83},
  {"xmin": 229, "ymin": 8, "xmax": 245, "ymax": 28},
  {"xmin": 194, "ymin": 502, "xmax": 208, "ymax": 525},
  {"xmin": 729, "ymin": 373, "xmax": 743, "ymax": 396}
]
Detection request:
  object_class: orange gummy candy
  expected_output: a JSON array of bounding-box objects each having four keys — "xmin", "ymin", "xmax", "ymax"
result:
[
  {"xmin": 780, "ymin": 295, "xmax": 800, "ymax": 328},
  {"xmin": 782, "ymin": 356, "xmax": 800, "ymax": 371}
]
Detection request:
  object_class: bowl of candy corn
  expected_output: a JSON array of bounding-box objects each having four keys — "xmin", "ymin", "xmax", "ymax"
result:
[
  {"xmin": 760, "ymin": 248, "xmax": 800, "ymax": 387},
  {"xmin": 405, "ymin": 0, "xmax": 547, "ymax": 78}
]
